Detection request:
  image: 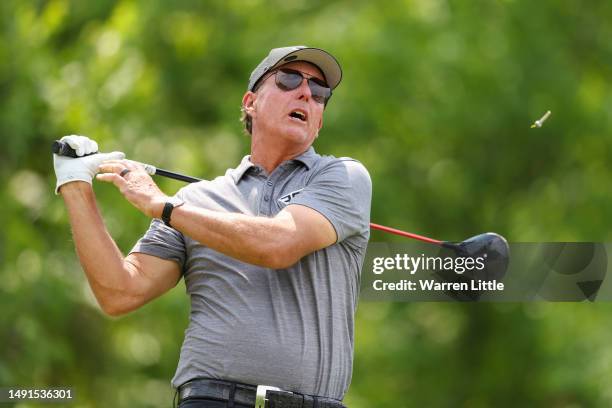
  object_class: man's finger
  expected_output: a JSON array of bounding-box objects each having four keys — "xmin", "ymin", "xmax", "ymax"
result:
[
  {"xmin": 96, "ymin": 173, "xmax": 129, "ymax": 190},
  {"xmin": 99, "ymin": 159, "xmax": 125, "ymax": 167},
  {"xmin": 124, "ymin": 160, "xmax": 145, "ymax": 170},
  {"xmin": 61, "ymin": 135, "xmax": 80, "ymax": 149},
  {"xmin": 83, "ymin": 139, "xmax": 98, "ymax": 155},
  {"xmin": 98, "ymin": 151, "xmax": 125, "ymax": 162},
  {"xmin": 101, "ymin": 159, "xmax": 143, "ymax": 171},
  {"xmin": 75, "ymin": 136, "xmax": 93, "ymax": 156},
  {"xmin": 98, "ymin": 163, "xmax": 128, "ymax": 174}
]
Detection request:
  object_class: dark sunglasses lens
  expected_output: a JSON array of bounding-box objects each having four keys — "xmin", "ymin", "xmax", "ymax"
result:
[
  {"xmin": 276, "ymin": 70, "xmax": 303, "ymax": 91},
  {"xmin": 276, "ymin": 69, "xmax": 331, "ymax": 104},
  {"xmin": 308, "ymin": 80, "xmax": 331, "ymax": 104}
]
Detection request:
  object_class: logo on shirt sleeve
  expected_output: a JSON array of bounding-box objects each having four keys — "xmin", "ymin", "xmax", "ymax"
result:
[{"xmin": 278, "ymin": 188, "xmax": 304, "ymax": 205}]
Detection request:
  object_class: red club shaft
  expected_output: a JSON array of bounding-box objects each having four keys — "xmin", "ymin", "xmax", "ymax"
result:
[{"xmin": 370, "ymin": 223, "xmax": 442, "ymax": 245}]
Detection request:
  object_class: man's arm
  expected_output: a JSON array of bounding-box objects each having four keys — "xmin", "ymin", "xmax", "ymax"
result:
[
  {"xmin": 97, "ymin": 160, "xmax": 338, "ymax": 269},
  {"xmin": 61, "ymin": 182, "xmax": 181, "ymax": 316},
  {"xmin": 169, "ymin": 203, "xmax": 337, "ymax": 269}
]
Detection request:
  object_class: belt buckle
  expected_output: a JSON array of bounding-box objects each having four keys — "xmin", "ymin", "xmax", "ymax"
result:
[{"xmin": 255, "ymin": 385, "xmax": 281, "ymax": 408}]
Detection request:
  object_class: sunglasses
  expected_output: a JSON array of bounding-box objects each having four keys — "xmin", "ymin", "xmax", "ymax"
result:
[{"xmin": 258, "ymin": 68, "xmax": 332, "ymax": 105}]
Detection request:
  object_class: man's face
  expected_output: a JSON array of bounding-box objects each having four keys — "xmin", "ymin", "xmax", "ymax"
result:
[{"xmin": 244, "ymin": 61, "xmax": 326, "ymax": 149}]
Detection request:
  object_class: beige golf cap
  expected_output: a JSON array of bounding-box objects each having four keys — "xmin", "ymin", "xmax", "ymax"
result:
[{"xmin": 247, "ymin": 46, "xmax": 343, "ymax": 92}]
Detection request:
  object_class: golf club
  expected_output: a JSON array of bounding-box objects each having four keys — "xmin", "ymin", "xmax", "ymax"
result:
[{"xmin": 52, "ymin": 140, "xmax": 509, "ymax": 255}]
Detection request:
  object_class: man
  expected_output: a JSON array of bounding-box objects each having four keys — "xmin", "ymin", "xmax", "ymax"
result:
[{"xmin": 54, "ymin": 46, "xmax": 371, "ymax": 408}]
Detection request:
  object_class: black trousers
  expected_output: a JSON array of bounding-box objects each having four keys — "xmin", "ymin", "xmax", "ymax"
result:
[{"xmin": 178, "ymin": 398, "xmax": 252, "ymax": 408}]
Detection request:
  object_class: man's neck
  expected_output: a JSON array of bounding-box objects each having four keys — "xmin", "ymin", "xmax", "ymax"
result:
[{"xmin": 250, "ymin": 139, "xmax": 309, "ymax": 175}]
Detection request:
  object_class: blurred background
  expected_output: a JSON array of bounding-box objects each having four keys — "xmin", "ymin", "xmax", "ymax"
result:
[{"xmin": 1, "ymin": 0, "xmax": 612, "ymax": 406}]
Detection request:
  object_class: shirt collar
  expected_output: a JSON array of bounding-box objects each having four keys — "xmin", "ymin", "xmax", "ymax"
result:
[
  {"xmin": 292, "ymin": 146, "xmax": 318, "ymax": 170},
  {"xmin": 230, "ymin": 147, "xmax": 319, "ymax": 184},
  {"xmin": 230, "ymin": 155, "xmax": 256, "ymax": 183}
]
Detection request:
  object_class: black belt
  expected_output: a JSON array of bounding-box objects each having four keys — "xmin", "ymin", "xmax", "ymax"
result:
[{"xmin": 177, "ymin": 378, "xmax": 346, "ymax": 408}]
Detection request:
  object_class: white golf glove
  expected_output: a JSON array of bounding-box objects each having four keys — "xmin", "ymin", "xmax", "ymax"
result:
[{"xmin": 53, "ymin": 135, "xmax": 125, "ymax": 194}]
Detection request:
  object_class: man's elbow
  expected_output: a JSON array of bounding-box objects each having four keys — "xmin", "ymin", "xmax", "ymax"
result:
[
  {"xmin": 260, "ymin": 244, "xmax": 302, "ymax": 269},
  {"xmin": 99, "ymin": 301, "xmax": 128, "ymax": 317},
  {"xmin": 262, "ymin": 254, "xmax": 298, "ymax": 269},
  {"xmin": 98, "ymin": 295, "xmax": 138, "ymax": 317}
]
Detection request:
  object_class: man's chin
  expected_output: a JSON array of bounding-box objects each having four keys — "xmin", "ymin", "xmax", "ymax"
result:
[{"xmin": 279, "ymin": 128, "xmax": 314, "ymax": 145}]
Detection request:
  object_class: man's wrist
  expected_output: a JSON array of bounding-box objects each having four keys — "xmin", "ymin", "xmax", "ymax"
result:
[
  {"xmin": 58, "ymin": 181, "xmax": 93, "ymax": 196},
  {"xmin": 161, "ymin": 198, "xmax": 186, "ymax": 227},
  {"xmin": 148, "ymin": 197, "xmax": 168, "ymax": 219}
]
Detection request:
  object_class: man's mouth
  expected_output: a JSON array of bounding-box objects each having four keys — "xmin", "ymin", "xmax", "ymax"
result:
[{"xmin": 288, "ymin": 110, "xmax": 307, "ymax": 122}]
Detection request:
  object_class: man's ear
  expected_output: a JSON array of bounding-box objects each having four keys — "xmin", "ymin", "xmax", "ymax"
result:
[
  {"xmin": 242, "ymin": 92, "xmax": 257, "ymax": 116},
  {"xmin": 314, "ymin": 117, "xmax": 323, "ymax": 139}
]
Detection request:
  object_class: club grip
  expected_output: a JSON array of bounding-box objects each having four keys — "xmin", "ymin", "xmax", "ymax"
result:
[{"xmin": 52, "ymin": 140, "xmax": 97, "ymax": 158}]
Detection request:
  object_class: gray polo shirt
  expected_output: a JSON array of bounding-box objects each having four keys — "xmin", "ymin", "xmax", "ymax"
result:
[{"xmin": 130, "ymin": 146, "xmax": 371, "ymax": 400}]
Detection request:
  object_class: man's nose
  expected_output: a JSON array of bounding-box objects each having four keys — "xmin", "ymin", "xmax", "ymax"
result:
[{"xmin": 296, "ymin": 78, "xmax": 313, "ymax": 100}]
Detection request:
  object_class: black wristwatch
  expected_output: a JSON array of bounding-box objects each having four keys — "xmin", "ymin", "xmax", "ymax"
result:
[{"xmin": 161, "ymin": 198, "xmax": 185, "ymax": 227}]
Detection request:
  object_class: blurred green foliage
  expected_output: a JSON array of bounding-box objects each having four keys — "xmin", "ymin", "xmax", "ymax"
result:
[{"xmin": 2, "ymin": 0, "xmax": 612, "ymax": 407}]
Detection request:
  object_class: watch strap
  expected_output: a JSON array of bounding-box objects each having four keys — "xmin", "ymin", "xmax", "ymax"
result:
[{"xmin": 161, "ymin": 200, "xmax": 184, "ymax": 227}]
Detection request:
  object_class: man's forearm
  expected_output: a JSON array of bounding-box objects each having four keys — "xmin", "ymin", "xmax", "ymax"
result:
[
  {"xmin": 61, "ymin": 182, "xmax": 131, "ymax": 312},
  {"xmin": 168, "ymin": 204, "xmax": 299, "ymax": 268},
  {"xmin": 93, "ymin": 159, "xmax": 336, "ymax": 269}
]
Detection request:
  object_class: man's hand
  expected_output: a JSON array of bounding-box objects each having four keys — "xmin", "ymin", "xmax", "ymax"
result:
[
  {"xmin": 96, "ymin": 159, "xmax": 169, "ymax": 218},
  {"xmin": 53, "ymin": 135, "xmax": 125, "ymax": 194}
]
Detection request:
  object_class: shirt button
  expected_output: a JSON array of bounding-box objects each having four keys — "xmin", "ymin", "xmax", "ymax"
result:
[
  {"xmin": 266, "ymin": 180, "xmax": 273, "ymax": 186},
  {"xmin": 264, "ymin": 195, "xmax": 270, "ymax": 201}
]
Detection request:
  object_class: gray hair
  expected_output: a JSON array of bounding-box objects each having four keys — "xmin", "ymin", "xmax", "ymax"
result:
[{"xmin": 239, "ymin": 106, "xmax": 253, "ymax": 135}]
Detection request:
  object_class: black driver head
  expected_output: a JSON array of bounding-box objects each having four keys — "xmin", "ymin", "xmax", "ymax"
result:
[{"xmin": 434, "ymin": 232, "xmax": 510, "ymax": 301}]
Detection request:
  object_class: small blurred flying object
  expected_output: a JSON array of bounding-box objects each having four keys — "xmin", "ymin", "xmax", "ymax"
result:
[{"xmin": 531, "ymin": 110, "xmax": 551, "ymax": 128}]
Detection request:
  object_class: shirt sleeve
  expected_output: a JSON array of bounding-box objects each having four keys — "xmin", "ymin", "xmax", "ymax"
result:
[
  {"xmin": 289, "ymin": 159, "xmax": 372, "ymax": 243},
  {"xmin": 129, "ymin": 192, "xmax": 187, "ymax": 271}
]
